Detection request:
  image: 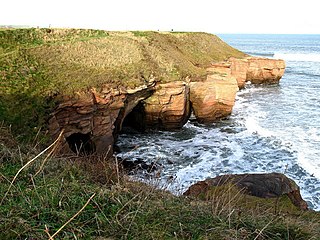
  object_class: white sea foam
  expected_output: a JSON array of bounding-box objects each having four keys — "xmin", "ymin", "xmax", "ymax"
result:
[
  {"xmin": 245, "ymin": 116, "xmax": 274, "ymax": 137},
  {"xmin": 274, "ymin": 52, "xmax": 320, "ymax": 62}
]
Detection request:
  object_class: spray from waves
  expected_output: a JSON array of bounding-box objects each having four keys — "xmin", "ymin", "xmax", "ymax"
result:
[
  {"xmin": 274, "ymin": 52, "xmax": 320, "ymax": 62},
  {"xmin": 117, "ymin": 85, "xmax": 320, "ymax": 210}
]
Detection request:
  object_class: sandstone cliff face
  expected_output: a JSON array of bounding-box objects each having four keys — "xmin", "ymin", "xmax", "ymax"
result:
[
  {"xmin": 229, "ymin": 57, "xmax": 249, "ymax": 89},
  {"xmin": 143, "ymin": 81, "xmax": 191, "ymax": 129},
  {"xmin": 189, "ymin": 63, "xmax": 239, "ymax": 123},
  {"xmin": 49, "ymin": 83, "xmax": 155, "ymax": 155},
  {"xmin": 246, "ymin": 57, "xmax": 286, "ymax": 84},
  {"xmin": 49, "ymin": 56, "xmax": 285, "ymax": 155},
  {"xmin": 229, "ymin": 57, "xmax": 286, "ymax": 88}
]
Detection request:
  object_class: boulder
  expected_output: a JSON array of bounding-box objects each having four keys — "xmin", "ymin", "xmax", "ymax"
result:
[
  {"xmin": 189, "ymin": 64, "xmax": 239, "ymax": 123},
  {"xmin": 184, "ymin": 173, "xmax": 308, "ymax": 211}
]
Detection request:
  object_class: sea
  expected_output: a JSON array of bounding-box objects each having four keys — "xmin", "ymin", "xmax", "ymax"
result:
[{"xmin": 116, "ymin": 34, "xmax": 320, "ymax": 211}]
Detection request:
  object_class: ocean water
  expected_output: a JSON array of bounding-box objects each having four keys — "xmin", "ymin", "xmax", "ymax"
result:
[{"xmin": 116, "ymin": 34, "xmax": 320, "ymax": 211}]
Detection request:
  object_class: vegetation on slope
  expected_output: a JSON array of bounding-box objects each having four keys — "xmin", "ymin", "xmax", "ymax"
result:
[
  {"xmin": 0, "ymin": 126, "xmax": 319, "ymax": 239},
  {"xmin": 0, "ymin": 28, "xmax": 246, "ymax": 140},
  {"xmin": 4, "ymin": 29, "xmax": 317, "ymax": 239}
]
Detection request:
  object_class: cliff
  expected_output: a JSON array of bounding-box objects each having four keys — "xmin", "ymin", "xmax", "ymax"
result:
[{"xmin": 0, "ymin": 28, "xmax": 285, "ymax": 154}]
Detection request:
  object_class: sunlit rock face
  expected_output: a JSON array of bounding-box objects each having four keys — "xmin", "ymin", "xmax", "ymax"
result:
[
  {"xmin": 143, "ymin": 81, "xmax": 191, "ymax": 129},
  {"xmin": 229, "ymin": 57, "xmax": 286, "ymax": 88},
  {"xmin": 190, "ymin": 62, "xmax": 239, "ymax": 123},
  {"xmin": 246, "ymin": 57, "xmax": 286, "ymax": 84}
]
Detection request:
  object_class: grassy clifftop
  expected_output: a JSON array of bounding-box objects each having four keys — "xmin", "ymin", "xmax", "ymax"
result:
[
  {"xmin": 1, "ymin": 28, "xmax": 245, "ymax": 91},
  {"xmin": 0, "ymin": 28, "xmax": 246, "ymax": 139}
]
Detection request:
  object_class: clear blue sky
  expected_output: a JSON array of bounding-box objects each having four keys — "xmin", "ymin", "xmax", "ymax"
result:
[{"xmin": 1, "ymin": 0, "xmax": 320, "ymax": 34}]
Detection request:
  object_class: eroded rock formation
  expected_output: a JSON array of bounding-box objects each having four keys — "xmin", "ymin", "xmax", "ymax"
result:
[
  {"xmin": 189, "ymin": 63, "xmax": 239, "ymax": 123},
  {"xmin": 247, "ymin": 57, "xmax": 286, "ymax": 84},
  {"xmin": 143, "ymin": 81, "xmax": 191, "ymax": 129},
  {"xmin": 49, "ymin": 82, "xmax": 156, "ymax": 155},
  {"xmin": 229, "ymin": 57, "xmax": 286, "ymax": 88},
  {"xmin": 49, "ymin": 56, "xmax": 285, "ymax": 155},
  {"xmin": 183, "ymin": 173, "xmax": 308, "ymax": 211}
]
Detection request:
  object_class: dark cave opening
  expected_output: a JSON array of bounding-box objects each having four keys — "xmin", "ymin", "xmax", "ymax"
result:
[
  {"xmin": 121, "ymin": 102, "xmax": 146, "ymax": 133},
  {"xmin": 66, "ymin": 133, "xmax": 96, "ymax": 156}
]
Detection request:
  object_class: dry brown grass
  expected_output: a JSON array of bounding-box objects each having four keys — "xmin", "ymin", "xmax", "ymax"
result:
[{"xmin": 1, "ymin": 28, "xmax": 247, "ymax": 94}]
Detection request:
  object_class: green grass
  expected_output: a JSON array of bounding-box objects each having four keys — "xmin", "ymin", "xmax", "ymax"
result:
[
  {"xmin": 0, "ymin": 28, "xmax": 246, "ymax": 141},
  {"xmin": 1, "ymin": 127, "xmax": 319, "ymax": 239}
]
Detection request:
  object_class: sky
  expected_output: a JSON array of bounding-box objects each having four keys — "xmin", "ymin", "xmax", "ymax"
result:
[{"xmin": 1, "ymin": 0, "xmax": 320, "ymax": 34}]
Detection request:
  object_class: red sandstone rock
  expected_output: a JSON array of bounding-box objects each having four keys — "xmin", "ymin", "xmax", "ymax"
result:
[
  {"xmin": 184, "ymin": 173, "xmax": 308, "ymax": 211},
  {"xmin": 49, "ymin": 56, "xmax": 286, "ymax": 155},
  {"xmin": 246, "ymin": 57, "xmax": 286, "ymax": 84},
  {"xmin": 229, "ymin": 57, "xmax": 249, "ymax": 89},
  {"xmin": 49, "ymin": 83, "xmax": 155, "ymax": 155},
  {"xmin": 143, "ymin": 81, "xmax": 191, "ymax": 129},
  {"xmin": 189, "ymin": 66, "xmax": 239, "ymax": 123},
  {"xmin": 228, "ymin": 57, "xmax": 285, "ymax": 87}
]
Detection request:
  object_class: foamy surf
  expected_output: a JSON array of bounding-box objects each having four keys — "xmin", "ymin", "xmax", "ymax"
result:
[{"xmin": 117, "ymin": 34, "xmax": 320, "ymax": 210}]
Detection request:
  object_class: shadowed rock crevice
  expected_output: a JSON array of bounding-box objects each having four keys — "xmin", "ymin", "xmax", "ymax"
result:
[
  {"xmin": 121, "ymin": 102, "xmax": 146, "ymax": 133},
  {"xmin": 66, "ymin": 132, "xmax": 96, "ymax": 156}
]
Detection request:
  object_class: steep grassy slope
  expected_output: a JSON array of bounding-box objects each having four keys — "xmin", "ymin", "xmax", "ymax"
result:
[
  {"xmin": 0, "ymin": 28, "xmax": 246, "ymax": 140},
  {"xmin": 0, "ymin": 128, "xmax": 319, "ymax": 239}
]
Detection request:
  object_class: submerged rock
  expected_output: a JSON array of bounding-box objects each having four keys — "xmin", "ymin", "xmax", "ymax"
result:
[
  {"xmin": 119, "ymin": 157, "xmax": 160, "ymax": 173},
  {"xmin": 184, "ymin": 173, "xmax": 308, "ymax": 211}
]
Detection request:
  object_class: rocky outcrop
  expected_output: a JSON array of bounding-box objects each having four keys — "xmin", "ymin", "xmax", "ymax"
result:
[
  {"xmin": 49, "ymin": 56, "xmax": 286, "ymax": 155},
  {"xmin": 184, "ymin": 173, "xmax": 308, "ymax": 211},
  {"xmin": 229, "ymin": 57, "xmax": 286, "ymax": 88},
  {"xmin": 246, "ymin": 57, "xmax": 285, "ymax": 84},
  {"xmin": 49, "ymin": 82, "xmax": 155, "ymax": 155},
  {"xmin": 229, "ymin": 57, "xmax": 249, "ymax": 89},
  {"xmin": 189, "ymin": 63, "xmax": 239, "ymax": 123},
  {"xmin": 142, "ymin": 81, "xmax": 191, "ymax": 129}
]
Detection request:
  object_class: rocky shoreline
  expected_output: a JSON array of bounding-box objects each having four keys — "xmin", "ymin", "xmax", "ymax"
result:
[{"xmin": 49, "ymin": 56, "xmax": 285, "ymax": 156}]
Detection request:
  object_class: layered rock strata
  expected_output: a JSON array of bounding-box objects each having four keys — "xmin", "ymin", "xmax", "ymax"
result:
[
  {"xmin": 189, "ymin": 63, "xmax": 239, "ymax": 123},
  {"xmin": 184, "ymin": 173, "xmax": 308, "ymax": 211},
  {"xmin": 49, "ymin": 57, "xmax": 285, "ymax": 155},
  {"xmin": 49, "ymin": 82, "xmax": 156, "ymax": 155},
  {"xmin": 142, "ymin": 81, "xmax": 191, "ymax": 129},
  {"xmin": 246, "ymin": 57, "xmax": 286, "ymax": 84},
  {"xmin": 229, "ymin": 57, "xmax": 286, "ymax": 88}
]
